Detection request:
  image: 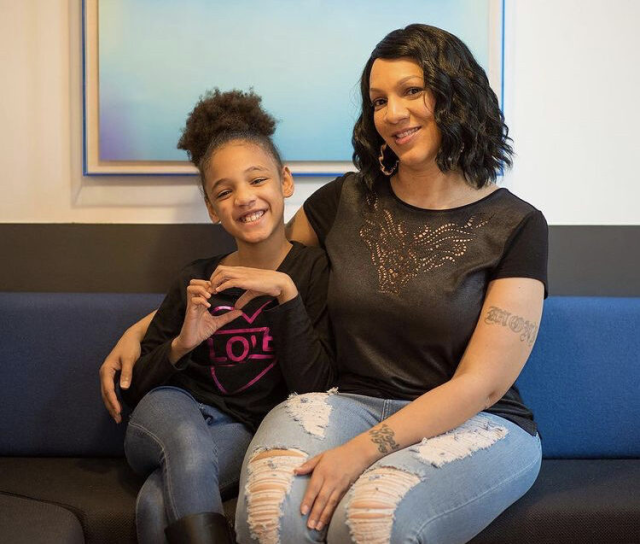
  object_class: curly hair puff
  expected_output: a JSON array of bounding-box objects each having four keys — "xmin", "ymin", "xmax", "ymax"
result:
[
  {"xmin": 177, "ymin": 89, "xmax": 283, "ymax": 194},
  {"xmin": 352, "ymin": 24, "xmax": 513, "ymax": 189}
]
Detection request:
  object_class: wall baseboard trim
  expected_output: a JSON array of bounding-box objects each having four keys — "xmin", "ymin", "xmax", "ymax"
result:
[{"xmin": 0, "ymin": 224, "xmax": 638, "ymax": 296}]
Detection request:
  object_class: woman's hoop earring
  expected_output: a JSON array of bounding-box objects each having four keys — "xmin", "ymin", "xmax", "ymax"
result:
[{"xmin": 378, "ymin": 143, "xmax": 398, "ymax": 176}]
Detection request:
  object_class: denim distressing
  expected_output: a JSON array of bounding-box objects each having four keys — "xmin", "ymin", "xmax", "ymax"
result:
[{"xmin": 235, "ymin": 392, "xmax": 542, "ymax": 544}]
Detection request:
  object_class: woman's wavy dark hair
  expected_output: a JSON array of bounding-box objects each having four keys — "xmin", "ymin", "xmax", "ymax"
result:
[
  {"xmin": 177, "ymin": 89, "xmax": 282, "ymax": 198},
  {"xmin": 353, "ymin": 24, "xmax": 513, "ymax": 188}
]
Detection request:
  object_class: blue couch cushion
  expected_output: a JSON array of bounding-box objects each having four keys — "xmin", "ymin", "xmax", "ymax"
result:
[
  {"xmin": 0, "ymin": 293, "xmax": 163, "ymax": 456},
  {"xmin": 1, "ymin": 293, "xmax": 638, "ymax": 459},
  {"xmin": 517, "ymin": 297, "xmax": 640, "ymax": 458}
]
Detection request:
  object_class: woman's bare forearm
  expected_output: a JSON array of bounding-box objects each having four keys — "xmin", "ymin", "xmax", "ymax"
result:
[{"xmin": 125, "ymin": 310, "xmax": 156, "ymax": 341}]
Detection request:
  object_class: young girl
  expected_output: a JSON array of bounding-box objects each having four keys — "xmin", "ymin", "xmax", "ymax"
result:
[{"xmin": 121, "ymin": 89, "xmax": 335, "ymax": 544}]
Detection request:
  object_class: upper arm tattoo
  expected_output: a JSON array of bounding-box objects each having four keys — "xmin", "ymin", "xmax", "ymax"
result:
[
  {"xmin": 484, "ymin": 306, "xmax": 538, "ymax": 346},
  {"xmin": 369, "ymin": 423, "xmax": 400, "ymax": 454}
]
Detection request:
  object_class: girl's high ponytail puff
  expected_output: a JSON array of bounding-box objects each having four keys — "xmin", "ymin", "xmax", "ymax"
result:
[{"xmin": 177, "ymin": 89, "xmax": 282, "ymax": 179}]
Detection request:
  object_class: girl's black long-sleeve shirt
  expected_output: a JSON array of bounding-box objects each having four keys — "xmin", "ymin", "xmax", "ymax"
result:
[{"xmin": 121, "ymin": 242, "xmax": 336, "ymax": 431}]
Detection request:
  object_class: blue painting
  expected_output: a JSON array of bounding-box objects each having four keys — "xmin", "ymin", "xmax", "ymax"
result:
[{"xmin": 85, "ymin": 0, "xmax": 501, "ymax": 174}]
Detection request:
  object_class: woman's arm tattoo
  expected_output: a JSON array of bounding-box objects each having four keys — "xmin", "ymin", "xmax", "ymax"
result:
[
  {"xmin": 484, "ymin": 305, "xmax": 538, "ymax": 346},
  {"xmin": 369, "ymin": 423, "xmax": 400, "ymax": 454}
]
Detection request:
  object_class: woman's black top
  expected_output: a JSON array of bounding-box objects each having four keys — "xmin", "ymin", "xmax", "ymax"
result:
[{"xmin": 304, "ymin": 173, "xmax": 548, "ymax": 435}]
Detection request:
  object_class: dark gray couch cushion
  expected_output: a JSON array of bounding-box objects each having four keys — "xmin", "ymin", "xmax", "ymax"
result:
[
  {"xmin": 0, "ymin": 492, "xmax": 85, "ymax": 544},
  {"xmin": 0, "ymin": 458, "xmax": 142, "ymax": 544},
  {"xmin": 3, "ymin": 458, "xmax": 638, "ymax": 544},
  {"xmin": 471, "ymin": 459, "xmax": 640, "ymax": 543}
]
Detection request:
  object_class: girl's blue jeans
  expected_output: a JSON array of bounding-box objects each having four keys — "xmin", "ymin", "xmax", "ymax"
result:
[
  {"xmin": 235, "ymin": 391, "xmax": 542, "ymax": 544},
  {"xmin": 124, "ymin": 386, "xmax": 253, "ymax": 544}
]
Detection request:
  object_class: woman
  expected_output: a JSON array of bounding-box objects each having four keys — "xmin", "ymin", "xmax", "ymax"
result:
[
  {"xmin": 102, "ymin": 24, "xmax": 547, "ymax": 543},
  {"xmin": 233, "ymin": 24, "xmax": 546, "ymax": 544}
]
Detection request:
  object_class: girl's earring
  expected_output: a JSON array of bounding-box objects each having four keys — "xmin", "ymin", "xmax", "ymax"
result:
[{"xmin": 378, "ymin": 143, "xmax": 398, "ymax": 176}]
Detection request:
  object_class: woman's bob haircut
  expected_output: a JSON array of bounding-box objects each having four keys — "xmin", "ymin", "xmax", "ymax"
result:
[{"xmin": 352, "ymin": 24, "xmax": 513, "ymax": 188}]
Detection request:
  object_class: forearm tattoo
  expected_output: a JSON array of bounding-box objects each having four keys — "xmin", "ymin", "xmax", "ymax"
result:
[
  {"xmin": 369, "ymin": 423, "xmax": 400, "ymax": 454},
  {"xmin": 484, "ymin": 306, "xmax": 538, "ymax": 346}
]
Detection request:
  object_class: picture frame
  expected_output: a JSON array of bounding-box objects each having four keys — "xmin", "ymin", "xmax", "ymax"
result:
[{"xmin": 82, "ymin": 0, "xmax": 504, "ymax": 176}]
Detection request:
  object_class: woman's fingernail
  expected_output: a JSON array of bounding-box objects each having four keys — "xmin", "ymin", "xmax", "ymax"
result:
[
  {"xmin": 301, "ymin": 505, "xmax": 309, "ymax": 516},
  {"xmin": 316, "ymin": 522, "xmax": 324, "ymax": 531}
]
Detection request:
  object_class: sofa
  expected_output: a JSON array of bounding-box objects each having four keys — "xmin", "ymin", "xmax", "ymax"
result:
[{"xmin": 1, "ymin": 293, "xmax": 639, "ymax": 544}]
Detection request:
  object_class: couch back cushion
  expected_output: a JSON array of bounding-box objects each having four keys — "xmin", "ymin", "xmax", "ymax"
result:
[
  {"xmin": 0, "ymin": 292, "xmax": 163, "ymax": 456},
  {"xmin": 517, "ymin": 296, "xmax": 640, "ymax": 458},
  {"xmin": 1, "ymin": 294, "xmax": 638, "ymax": 458}
]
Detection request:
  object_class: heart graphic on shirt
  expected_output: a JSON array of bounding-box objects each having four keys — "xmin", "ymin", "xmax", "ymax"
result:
[{"xmin": 206, "ymin": 300, "xmax": 277, "ymax": 394}]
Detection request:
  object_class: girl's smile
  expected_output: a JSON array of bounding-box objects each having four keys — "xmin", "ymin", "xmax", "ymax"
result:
[
  {"xmin": 204, "ymin": 141, "xmax": 294, "ymax": 248},
  {"xmin": 238, "ymin": 210, "xmax": 266, "ymax": 224}
]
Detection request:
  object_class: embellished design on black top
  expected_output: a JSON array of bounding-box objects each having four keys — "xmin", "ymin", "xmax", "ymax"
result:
[{"xmin": 359, "ymin": 192, "xmax": 490, "ymax": 294}]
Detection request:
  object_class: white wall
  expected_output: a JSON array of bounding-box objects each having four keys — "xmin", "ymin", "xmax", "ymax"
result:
[
  {"xmin": 1, "ymin": 0, "xmax": 639, "ymax": 225},
  {"xmin": 502, "ymin": 0, "xmax": 640, "ymax": 224}
]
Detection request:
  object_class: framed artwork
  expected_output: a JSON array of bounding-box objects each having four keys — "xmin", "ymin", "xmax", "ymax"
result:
[{"xmin": 83, "ymin": 0, "xmax": 504, "ymax": 176}]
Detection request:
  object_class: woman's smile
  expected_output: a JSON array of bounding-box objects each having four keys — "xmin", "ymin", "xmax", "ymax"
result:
[{"xmin": 393, "ymin": 126, "xmax": 421, "ymax": 146}]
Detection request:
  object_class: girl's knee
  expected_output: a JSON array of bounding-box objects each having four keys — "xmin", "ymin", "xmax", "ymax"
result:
[
  {"xmin": 128, "ymin": 389, "xmax": 207, "ymax": 449},
  {"xmin": 125, "ymin": 403, "xmax": 216, "ymax": 475},
  {"xmin": 132, "ymin": 387, "xmax": 196, "ymax": 422}
]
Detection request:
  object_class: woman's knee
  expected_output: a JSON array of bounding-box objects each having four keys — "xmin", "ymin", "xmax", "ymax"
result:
[
  {"xmin": 331, "ymin": 414, "xmax": 540, "ymax": 543},
  {"xmin": 236, "ymin": 448, "xmax": 319, "ymax": 544},
  {"xmin": 327, "ymin": 466, "xmax": 421, "ymax": 544},
  {"xmin": 235, "ymin": 391, "xmax": 367, "ymax": 543},
  {"xmin": 237, "ymin": 459, "xmax": 424, "ymax": 544}
]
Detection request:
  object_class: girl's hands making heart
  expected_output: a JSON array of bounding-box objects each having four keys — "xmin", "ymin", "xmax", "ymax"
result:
[
  {"xmin": 170, "ymin": 267, "xmax": 298, "ymax": 363},
  {"xmin": 209, "ymin": 266, "xmax": 298, "ymax": 309},
  {"xmin": 170, "ymin": 279, "xmax": 241, "ymax": 363}
]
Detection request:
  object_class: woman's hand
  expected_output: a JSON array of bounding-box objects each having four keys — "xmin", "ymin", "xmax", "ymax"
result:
[
  {"xmin": 209, "ymin": 266, "xmax": 298, "ymax": 309},
  {"xmin": 99, "ymin": 329, "xmax": 142, "ymax": 423},
  {"xmin": 295, "ymin": 442, "xmax": 374, "ymax": 531},
  {"xmin": 171, "ymin": 280, "xmax": 242, "ymax": 362}
]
